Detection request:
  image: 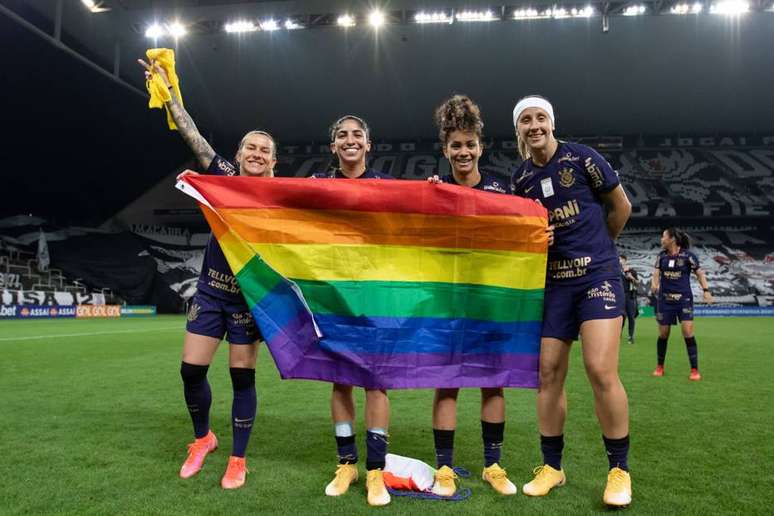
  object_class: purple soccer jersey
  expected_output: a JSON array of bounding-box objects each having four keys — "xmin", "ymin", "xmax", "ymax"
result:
[
  {"xmin": 440, "ymin": 172, "xmax": 509, "ymax": 194},
  {"xmin": 312, "ymin": 169, "xmax": 394, "ymax": 179},
  {"xmin": 194, "ymin": 154, "xmax": 245, "ymax": 302},
  {"xmin": 511, "ymin": 141, "xmax": 621, "ymax": 286},
  {"xmin": 655, "ymin": 249, "xmax": 700, "ymax": 304}
]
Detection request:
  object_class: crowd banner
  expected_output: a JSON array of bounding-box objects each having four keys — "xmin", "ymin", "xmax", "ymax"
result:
[
  {"xmin": 179, "ymin": 175, "xmax": 548, "ymax": 390},
  {"xmin": 1, "ymin": 290, "xmax": 106, "ymax": 306}
]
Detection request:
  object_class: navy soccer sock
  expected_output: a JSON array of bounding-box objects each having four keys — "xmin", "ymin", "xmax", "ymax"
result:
[
  {"xmin": 482, "ymin": 421, "xmax": 505, "ymax": 467},
  {"xmin": 230, "ymin": 367, "xmax": 257, "ymax": 458},
  {"xmin": 334, "ymin": 421, "xmax": 358, "ymax": 464},
  {"xmin": 180, "ymin": 362, "xmax": 211, "ymax": 439},
  {"xmin": 603, "ymin": 434, "xmax": 630, "ymax": 471},
  {"xmin": 365, "ymin": 429, "xmax": 388, "ymax": 471},
  {"xmin": 657, "ymin": 337, "xmax": 668, "ymax": 366},
  {"xmin": 685, "ymin": 336, "xmax": 698, "ymax": 369},
  {"xmin": 540, "ymin": 434, "xmax": 564, "ymax": 470},
  {"xmin": 433, "ymin": 428, "xmax": 455, "ymax": 468}
]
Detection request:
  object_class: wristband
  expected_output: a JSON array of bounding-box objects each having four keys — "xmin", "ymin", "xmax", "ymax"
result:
[{"xmin": 702, "ymin": 288, "xmax": 710, "ymax": 293}]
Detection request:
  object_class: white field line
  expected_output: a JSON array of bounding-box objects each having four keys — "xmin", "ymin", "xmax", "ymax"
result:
[{"xmin": 0, "ymin": 326, "xmax": 181, "ymax": 342}]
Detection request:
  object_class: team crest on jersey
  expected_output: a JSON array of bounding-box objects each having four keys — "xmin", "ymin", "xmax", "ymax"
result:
[
  {"xmin": 187, "ymin": 303, "xmax": 201, "ymax": 322},
  {"xmin": 677, "ymin": 259, "xmax": 685, "ymax": 267},
  {"xmin": 558, "ymin": 168, "xmax": 575, "ymax": 188}
]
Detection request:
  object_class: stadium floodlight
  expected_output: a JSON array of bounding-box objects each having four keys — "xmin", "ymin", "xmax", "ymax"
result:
[
  {"xmin": 337, "ymin": 14, "xmax": 356, "ymax": 27},
  {"xmin": 570, "ymin": 6, "xmax": 596, "ymax": 17},
  {"xmin": 670, "ymin": 2, "xmax": 704, "ymax": 13},
  {"xmin": 225, "ymin": 20, "xmax": 258, "ymax": 33},
  {"xmin": 284, "ymin": 19, "xmax": 304, "ymax": 30},
  {"xmin": 547, "ymin": 7, "xmax": 569, "ymax": 18},
  {"xmin": 259, "ymin": 19, "xmax": 280, "ymax": 31},
  {"xmin": 512, "ymin": 8, "xmax": 541, "ymax": 19},
  {"xmin": 145, "ymin": 23, "xmax": 165, "ymax": 38},
  {"xmin": 369, "ymin": 10, "xmax": 386, "ymax": 28},
  {"xmin": 709, "ymin": 0, "xmax": 750, "ymax": 14},
  {"xmin": 455, "ymin": 10, "xmax": 498, "ymax": 22},
  {"xmin": 167, "ymin": 21, "xmax": 187, "ymax": 38},
  {"xmin": 623, "ymin": 4, "xmax": 648, "ymax": 16},
  {"xmin": 415, "ymin": 11, "xmax": 452, "ymax": 24},
  {"xmin": 81, "ymin": 0, "xmax": 110, "ymax": 13}
]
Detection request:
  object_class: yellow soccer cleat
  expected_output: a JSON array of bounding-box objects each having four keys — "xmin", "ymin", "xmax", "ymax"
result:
[
  {"xmin": 325, "ymin": 463, "xmax": 359, "ymax": 496},
  {"xmin": 365, "ymin": 469, "xmax": 391, "ymax": 506},
  {"xmin": 179, "ymin": 431, "xmax": 218, "ymax": 479},
  {"xmin": 431, "ymin": 465, "xmax": 458, "ymax": 497},
  {"xmin": 603, "ymin": 467, "xmax": 632, "ymax": 507},
  {"xmin": 482, "ymin": 463, "xmax": 518, "ymax": 495},
  {"xmin": 220, "ymin": 456, "xmax": 248, "ymax": 489},
  {"xmin": 522, "ymin": 464, "xmax": 566, "ymax": 496}
]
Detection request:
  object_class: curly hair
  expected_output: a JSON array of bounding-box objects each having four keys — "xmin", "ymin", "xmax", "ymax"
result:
[{"xmin": 434, "ymin": 95, "xmax": 484, "ymax": 145}]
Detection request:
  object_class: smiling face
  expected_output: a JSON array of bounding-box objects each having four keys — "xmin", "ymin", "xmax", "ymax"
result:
[
  {"xmin": 236, "ymin": 132, "xmax": 276, "ymax": 177},
  {"xmin": 330, "ymin": 117, "xmax": 371, "ymax": 168},
  {"xmin": 516, "ymin": 107, "xmax": 554, "ymax": 155},
  {"xmin": 443, "ymin": 129, "xmax": 482, "ymax": 178}
]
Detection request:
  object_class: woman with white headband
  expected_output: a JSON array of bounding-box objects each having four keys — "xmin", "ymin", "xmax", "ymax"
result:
[
  {"xmin": 312, "ymin": 115, "xmax": 395, "ymax": 507},
  {"xmin": 510, "ymin": 96, "xmax": 633, "ymax": 507}
]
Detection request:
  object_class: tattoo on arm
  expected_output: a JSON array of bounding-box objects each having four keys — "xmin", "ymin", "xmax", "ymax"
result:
[{"xmin": 166, "ymin": 95, "xmax": 215, "ymax": 169}]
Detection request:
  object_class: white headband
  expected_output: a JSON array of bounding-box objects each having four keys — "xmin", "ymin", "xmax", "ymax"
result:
[{"xmin": 512, "ymin": 97, "xmax": 555, "ymax": 128}]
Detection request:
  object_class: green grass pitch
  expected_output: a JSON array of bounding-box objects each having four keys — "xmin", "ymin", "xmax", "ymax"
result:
[{"xmin": 1, "ymin": 316, "xmax": 772, "ymax": 515}]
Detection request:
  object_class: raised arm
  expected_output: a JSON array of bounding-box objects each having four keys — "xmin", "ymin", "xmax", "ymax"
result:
[
  {"xmin": 599, "ymin": 185, "xmax": 632, "ymax": 240},
  {"xmin": 138, "ymin": 59, "xmax": 215, "ymax": 169}
]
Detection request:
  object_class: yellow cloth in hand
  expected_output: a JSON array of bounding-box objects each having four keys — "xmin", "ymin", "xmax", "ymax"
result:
[{"xmin": 145, "ymin": 48, "xmax": 184, "ymax": 130}]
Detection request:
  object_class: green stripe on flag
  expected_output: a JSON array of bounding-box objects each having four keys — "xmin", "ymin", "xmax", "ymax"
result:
[
  {"xmin": 295, "ymin": 280, "xmax": 544, "ymax": 322},
  {"xmin": 234, "ymin": 254, "xmax": 285, "ymax": 308}
]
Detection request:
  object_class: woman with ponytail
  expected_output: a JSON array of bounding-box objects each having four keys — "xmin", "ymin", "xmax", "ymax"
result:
[
  {"xmin": 650, "ymin": 228, "xmax": 713, "ymax": 380},
  {"xmin": 311, "ymin": 115, "xmax": 394, "ymax": 507}
]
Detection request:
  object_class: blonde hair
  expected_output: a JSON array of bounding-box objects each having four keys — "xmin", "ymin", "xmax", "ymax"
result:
[
  {"xmin": 513, "ymin": 94, "xmax": 554, "ymax": 160},
  {"xmin": 237, "ymin": 130, "xmax": 277, "ymax": 159}
]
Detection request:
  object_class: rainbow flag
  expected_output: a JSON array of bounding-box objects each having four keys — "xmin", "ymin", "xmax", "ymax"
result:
[{"xmin": 178, "ymin": 175, "xmax": 548, "ymax": 389}]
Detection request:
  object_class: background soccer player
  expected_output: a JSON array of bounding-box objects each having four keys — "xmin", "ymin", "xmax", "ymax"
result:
[
  {"xmin": 425, "ymin": 94, "xmax": 518, "ymax": 498},
  {"xmin": 139, "ymin": 58, "xmax": 276, "ymax": 489},
  {"xmin": 313, "ymin": 115, "xmax": 394, "ymax": 507},
  {"xmin": 619, "ymin": 254, "xmax": 639, "ymax": 344},
  {"xmin": 510, "ymin": 96, "xmax": 634, "ymax": 507},
  {"xmin": 650, "ymin": 228, "xmax": 713, "ymax": 380}
]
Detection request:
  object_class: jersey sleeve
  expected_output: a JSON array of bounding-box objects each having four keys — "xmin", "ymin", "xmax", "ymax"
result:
[
  {"xmin": 654, "ymin": 254, "xmax": 662, "ymax": 269},
  {"xmin": 582, "ymin": 146, "xmax": 620, "ymax": 194},
  {"xmin": 207, "ymin": 154, "xmax": 239, "ymax": 176},
  {"xmin": 688, "ymin": 251, "xmax": 700, "ymax": 271}
]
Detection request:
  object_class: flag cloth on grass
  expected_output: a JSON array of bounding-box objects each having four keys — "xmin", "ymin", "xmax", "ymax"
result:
[{"xmin": 178, "ymin": 175, "xmax": 548, "ymax": 389}]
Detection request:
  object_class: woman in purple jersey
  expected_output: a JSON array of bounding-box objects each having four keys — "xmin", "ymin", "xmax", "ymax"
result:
[
  {"xmin": 425, "ymin": 95, "xmax": 517, "ymax": 497},
  {"xmin": 510, "ymin": 96, "xmax": 634, "ymax": 507},
  {"xmin": 650, "ymin": 228, "xmax": 713, "ymax": 380},
  {"xmin": 139, "ymin": 58, "xmax": 276, "ymax": 489},
  {"xmin": 316, "ymin": 114, "xmax": 393, "ymax": 507}
]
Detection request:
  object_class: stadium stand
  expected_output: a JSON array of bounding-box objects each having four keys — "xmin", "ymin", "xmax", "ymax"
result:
[{"xmin": 3, "ymin": 137, "xmax": 772, "ymax": 311}]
